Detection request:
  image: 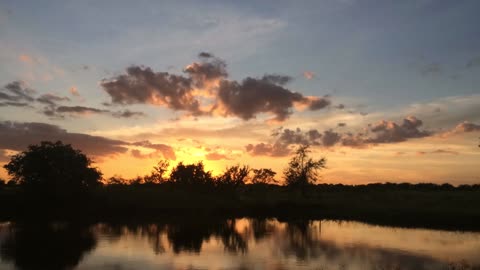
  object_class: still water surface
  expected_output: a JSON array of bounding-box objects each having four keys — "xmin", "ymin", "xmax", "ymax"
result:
[{"xmin": 0, "ymin": 218, "xmax": 479, "ymax": 270}]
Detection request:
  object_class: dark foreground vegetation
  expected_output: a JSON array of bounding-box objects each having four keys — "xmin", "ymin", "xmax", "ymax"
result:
[{"xmin": 1, "ymin": 141, "xmax": 479, "ymax": 231}]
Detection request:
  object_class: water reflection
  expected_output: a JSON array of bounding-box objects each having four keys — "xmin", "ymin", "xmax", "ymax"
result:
[
  {"xmin": 0, "ymin": 219, "xmax": 479, "ymax": 270},
  {"xmin": 0, "ymin": 222, "xmax": 96, "ymax": 270}
]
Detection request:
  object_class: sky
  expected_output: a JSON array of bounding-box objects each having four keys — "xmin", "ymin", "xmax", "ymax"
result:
[{"xmin": 0, "ymin": 0, "xmax": 479, "ymax": 184}]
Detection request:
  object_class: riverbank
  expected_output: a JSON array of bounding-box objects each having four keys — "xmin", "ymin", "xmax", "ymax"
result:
[{"xmin": 1, "ymin": 183, "xmax": 479, "ymax": 231}]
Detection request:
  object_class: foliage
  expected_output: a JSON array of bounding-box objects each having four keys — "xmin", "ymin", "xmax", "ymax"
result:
[
  {"xmin": 217, "ymin": 165, "xmax": 250, "ymax": 187},
  {"xmin": 103, "ymin": 175, "xmax": 129, "ymax": 185},
  {"xmin": 3, "ymin": 141, "xmax": 102, "ymax": 196},
  {"xmin": 251, "ymin": 168, "xmax": 277, "ymax": 184},
  {"xmin": 169, "ymin": 161, "xmax": 213, "ymax": 186},
  {"xmin": 283, "ymin": 145, "xmax": 326, "ymax": 187},
  {"xmin": 144, "ymin": 160, "xmax": 170, "ymax": 184}
]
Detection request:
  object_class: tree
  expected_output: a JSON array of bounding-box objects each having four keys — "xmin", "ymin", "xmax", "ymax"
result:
[
  {"xmin": 144, "ymin": 160, "xmax": 170, "ymax": 184},
  {"xmin": 217, "ymin": 165, "xmax": 250, "ymax": 187},
  {"xmin": 283, "ymin": 145, "xmax": 326, "ymax": 187},
  {"xmin": 251, "ymin": 168, "xmax": 277, "ymax": 184},
  {"xmin": 3, "ymin": 141, "xmax": 102, "ymax": 201},
  {"xmin": 169, "ymin": 161, "xmax": 213, "ymax": 186}
]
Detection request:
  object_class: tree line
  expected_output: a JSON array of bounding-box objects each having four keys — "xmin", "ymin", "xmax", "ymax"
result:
[{"xmin": 0, "ymin": 141, "xmax": 326, "ymax": 191}]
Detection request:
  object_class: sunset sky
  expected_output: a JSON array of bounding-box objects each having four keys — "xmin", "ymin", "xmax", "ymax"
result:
[{"xmin": 0, "ymin": 0, "xmax": 479, "ymax": 184}]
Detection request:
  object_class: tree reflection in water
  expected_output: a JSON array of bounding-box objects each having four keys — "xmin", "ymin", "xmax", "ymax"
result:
[
  {"xmin": 0, "ymin": 222, "xmax": 96, "ymax": 270},
  {"xmin": 1, "ymin": 219, "xmax": 478, "ymax": 270}
]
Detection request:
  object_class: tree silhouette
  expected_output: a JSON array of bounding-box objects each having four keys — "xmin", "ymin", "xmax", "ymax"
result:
[
  {"xmin": 169, "ymin": 161, "xmax": 213, "ymax": 186},
  {"xmin": 3, "ymin": 141, "xmax": 102, "ymax": 204},
  {"xmin": 217, "ymin": 165, "xmax": 250, "ymax": 187},
  {"xmin": 283, "ymin": 145, "xmax": 326, "ymax": 187},
  {"xmin": 144, "ymin": 160, "xmax": 170, "ymax": 184},
  {"xmin": 251, "ymin": 168, "xmax": 277, "ymax": 184}
]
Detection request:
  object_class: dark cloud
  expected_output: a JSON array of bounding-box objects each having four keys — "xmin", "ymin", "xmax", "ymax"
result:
[
  {"xmin": 112, "ymin": 110, "xmax": 146, "ymax": 118},
  {"xmin": 0, "ymin": 121, "xmax": 177, "ymax": 161},
  {"xmin": 0, "ymin": 81, "xmax": 35, "ymax": 102},
  {"xmin": 198, "ymin": 52, "xmax": 213, "ymax": 58},
  {"xmin": 245, "ymin": 142, "xmax": 291, "ymax": 157},
  {"xmin": 261, "ymin": 74, "xmax": 292, "ymax": 86},
  {"xmin": 365, "ymin": 116, "xmax": 431, "ymax": 144},
  {"xmin": 430, "ymin": 149, "xmax": 459, "ymax": 155},
  {"xmin": 245, "ymin": 116, "xmax": 434, "ymax": 156},
  {"xmin": 0, "ymin": 121, "xmax": 128, "ymax": 157},
  {"xmin": 43, "ymin": 105, "xmax": 146, "ymax": 119},
  {"xmin": 321, "ymin": 130, "xmax": 342, "ymax": 147},
  {"xmin": 37, "ymin": 93, "xmax": 70, "ymax": 106},
  {"xmin": 420, "ymin": 63, "xmax": 441, "ymax": 76},
  {"xmin": 466, "ymin": 56, "xmax": 480, "ymax": 69},
  {"xmin": 184, "ymin": 54, "xmax": 228, "ymax": 83},
  {"xmin": 101, "ymin": 66, "xmax": 202, "ymax": 115},
  {"xmin": 131, "ymin": 140, "xmax": 176, "ymax": 160},
  {"xmin": 276, "ymin": 128, "xmax": 311, "ymax": 145},
  {"xmin": 0, "ymin": 102, "xmax": 30, "ymax": 107},
  {"xmin": 56, "ymin": 106, "xmax": 110, "ymax": 115},
  {"xmin": 450, "ymin": 121, "xmax": 480, "ymax": 133},
  {"xmin": 101, "ymin": 53, "xmax": 331, "ymax": 122},
  {"xmin": 217, "ymin": 76, "xmax": 330, "ymax": 121}
]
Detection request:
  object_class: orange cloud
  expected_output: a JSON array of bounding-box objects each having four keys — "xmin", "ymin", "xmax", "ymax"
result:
[
  {"xmin": 303, "ymin": 71, "xmax": 315, "ymax": 80},
  {"xmin": 69, "ymin": 86, "xmax": 80, "ymax": 96},
  {"xmin": 18, "ymin": 54, "xmax": 36, "ymax": 64}
]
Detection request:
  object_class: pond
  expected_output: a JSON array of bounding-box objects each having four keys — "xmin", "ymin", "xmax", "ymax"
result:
[{"xmin": 0, "ymin": 218, "xmax": 479, "ymax": 270}]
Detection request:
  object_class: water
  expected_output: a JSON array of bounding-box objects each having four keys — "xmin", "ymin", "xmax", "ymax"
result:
[{"xmin": 0, "ymin": 218, "xmax": 479, "ymax": 270}]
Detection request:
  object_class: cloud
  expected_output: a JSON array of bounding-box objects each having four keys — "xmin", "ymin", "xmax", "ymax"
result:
[
  {"xmin": 245, "ymin": 116, "xmax": 435, "ymax": 156},
  {"xmin": 303, "ymin": 71, "xmax": 315, "ymax": 80},
  {"xmin": 430, "ymin": 149, "xmax": 459, "ymax": 155},
  {"xmin": 0, "ymin": 81, "xmax": 35, "ymax": 102},
  {"xmin": 43, "ymin": 105, "xmax": 145, "ymax": 119},
  {"xmin": 56, "ymin": 106, "xmax": 109, "ymax": 115},
  {"xmin": 420, "ymin": 63, "xmax": 441, "ymax": 76},
  {"xmin": 450, "ymin": 121, "xmax": 480, "ymax": 133},
  {"xmin": 0, "ymin": 121, "xmax": 177, "ymax": 162},
  {"xmin": 217, "ymin": 76, "xmax": 330, "ymax": 121},
  {"xmin": 101, "ymin": 65, "xmax": 202, "ymax": 115},
  {"xmin": 36, "ymin": 93, "xmax": 70, "ymax": 106},
  {"xmin": 365, "ymin": 116, "xmax": 431, "ymax": 144},
  {"xmin": 0, "ymin": 121, "xmax": 129, "ymax": 157},
  {"xmin": 466, "ymin": 56, "xmax": 480, "ymax": 69},
  {"xmin": 0, "ymin": 102, "xmax": 30, "ymax": 107},
  {"xmin": 403, "ymin": 94, "xmax": 480, "ymax": 128},
  {"xmin": 18, "ymin": 54, "xmax": 37, "ymax": 64},
  {"xmin": 198, "ymin": 52, "xmax": 214, "ymax": 58},
  {"xmin": 131, "ymin": 140, "xmax": 176, "ymax": 160},
  {"xmin": 245, "ymin": 142, "xmax": 291, "ymax": 157},
  {"xmin": 205, "ymin": 151, "xmax": 231, "ymax": 160},
  {"xmin": 441, "ymin": 121, "xmax": 480, "ymax": 137},
  {"xmin": 101, "ymin": 53, "xmax": 331, "ymax": 122},
  {"xmin": 183, "ymin": 53, "xmax": 228, "ymax": 84},
  {"xmin": 69, "ymin": 86, "xmax": 80, "ymax": 96},
  {"xmin": 322, "ymin": 130, "xmax": 342, "ymax": 147},
  {"xmin": 417, "ymin": 149, "xmax": 459, "ymax": 156},
  {"xmin": 112, "ymin": 110, "xmax": 146, "ymax": 118}
]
